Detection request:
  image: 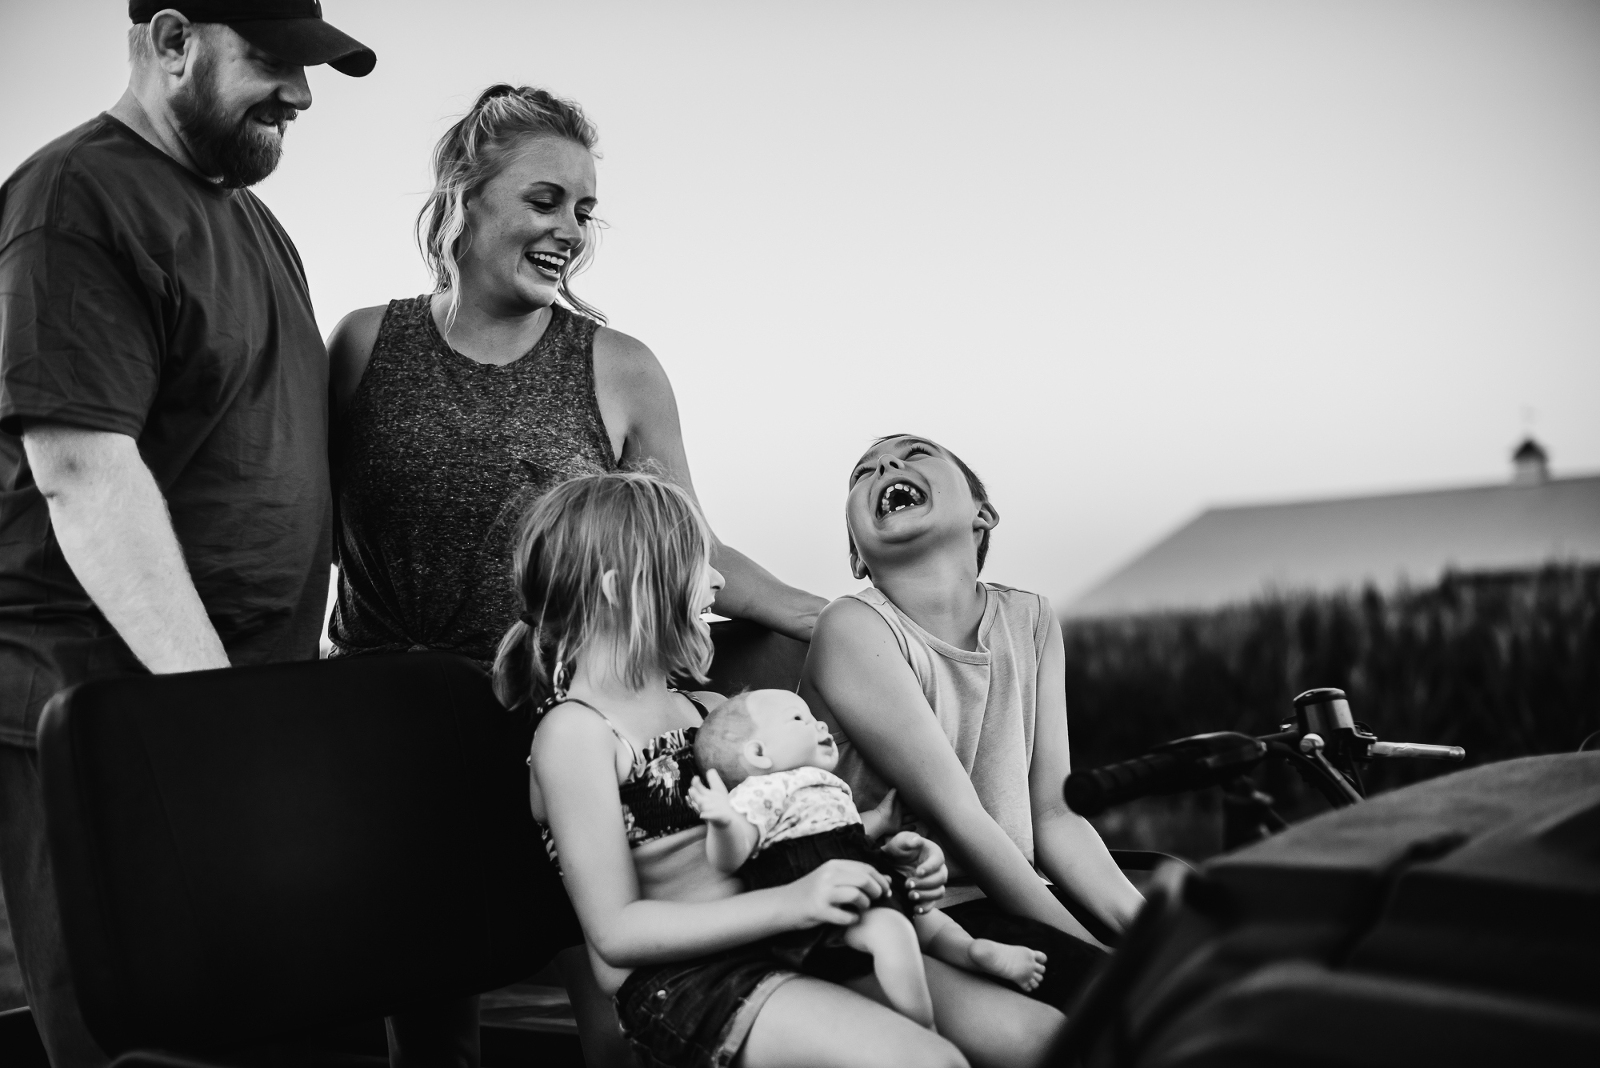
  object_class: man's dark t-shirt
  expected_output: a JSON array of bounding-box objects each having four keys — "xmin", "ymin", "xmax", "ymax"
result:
[{"xmin": 0, "ymin": 114, "xmax": 332, "ymax": 747}]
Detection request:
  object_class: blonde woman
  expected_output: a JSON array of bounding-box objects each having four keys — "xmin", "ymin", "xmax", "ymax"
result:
[
  {"xmin": 328, "ymin": 84, "xmax": 822, "ymax": 663},
  {"xmin": 326, "ymin": 85, "xmax": 825, "ymax": 1067}
]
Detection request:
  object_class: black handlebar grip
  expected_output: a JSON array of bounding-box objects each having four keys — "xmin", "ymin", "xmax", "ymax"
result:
[
  {"xmin": 1065, "ymin": 732, "xmax": 1270, "ymax": 816},
  {"xmin": 1064, "ymin": 750, "xmax": 1186, "ymax": 817}
]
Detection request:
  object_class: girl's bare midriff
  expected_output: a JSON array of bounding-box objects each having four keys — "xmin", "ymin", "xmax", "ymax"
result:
[{"xmin": 588, "ymin": 825, "xmax": 746, "ymax": 994}]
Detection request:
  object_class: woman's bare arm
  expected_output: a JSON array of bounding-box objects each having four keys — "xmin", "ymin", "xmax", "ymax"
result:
[
  {"xmin": 1028, "ymin": 615, "xmax": 1144, "ymax": 934},
  {"xmin": 532, "ymin": 701, "xmax": 888, "ymax": 969},
  {"xmin": 592, "ymin": 328, "xmax": 825, "ymax": 641},
  {"xmin": 327, "ymin": 306, "xmax": 386, "ymax": 416},
  {"xmin": 803, "ymin": 598, "xmax": 1100, "ymax": 943}
]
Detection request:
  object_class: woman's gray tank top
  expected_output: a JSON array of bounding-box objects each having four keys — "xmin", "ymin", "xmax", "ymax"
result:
[{"xmin": 330, "ymin": 295, "xmax": 617, "ymax": 663}]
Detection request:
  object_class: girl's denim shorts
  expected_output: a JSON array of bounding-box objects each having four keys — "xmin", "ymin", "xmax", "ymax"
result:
[{"xmin": 614, "ymin": 945, "xmax": 799, "ymax": 1068}]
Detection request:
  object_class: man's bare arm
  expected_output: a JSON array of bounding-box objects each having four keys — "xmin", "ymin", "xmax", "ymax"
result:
[{"xmin": 24, "ymin": 425, "xmax": 229, "ymax": 674}]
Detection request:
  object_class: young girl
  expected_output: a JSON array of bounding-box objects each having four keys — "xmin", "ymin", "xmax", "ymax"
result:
[
  {"xmin": 497, "ymin": 471, "xmax": 1066, "ymax": 1068},
  {"xmin": 800, "ymin": 435, "xmax": 1146, "ymax": 1011}
]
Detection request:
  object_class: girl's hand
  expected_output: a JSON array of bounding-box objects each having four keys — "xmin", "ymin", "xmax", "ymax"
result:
[
  {"xmin": 880, "ymin": 831, "xmax": 948, "ymax": 914},
  {"xmin": 688, "ymin": 769, "xmax": 736, "ymax": 828},
  {"xmin": 787, "ymin": 859, "xmax": 892, "ymax": 928}
]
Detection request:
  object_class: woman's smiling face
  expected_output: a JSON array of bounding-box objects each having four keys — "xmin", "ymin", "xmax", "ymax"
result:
[
  {"xmin": 846, "ymin": 435, "xmax": 990, "ymax": 573},
  {"xmin": 457, "ymin": 135, "xmax": 596, "ymax": 313}
]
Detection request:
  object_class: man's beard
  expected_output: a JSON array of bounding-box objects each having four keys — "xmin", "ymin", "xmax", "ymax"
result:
[{"xmin": 170, "ymin": 55, "xmax": 293, "ymax": 189}]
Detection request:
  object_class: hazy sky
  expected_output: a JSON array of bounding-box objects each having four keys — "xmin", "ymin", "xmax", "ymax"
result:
[{"xmin": 4, "ymin": 0, "xmax": 1597, "ymax": 608}]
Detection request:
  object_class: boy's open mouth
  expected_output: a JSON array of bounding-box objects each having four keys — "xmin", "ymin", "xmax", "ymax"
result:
[{"xmin": 877, "ymin": 480, "xmax": 926, "ymax": 518}]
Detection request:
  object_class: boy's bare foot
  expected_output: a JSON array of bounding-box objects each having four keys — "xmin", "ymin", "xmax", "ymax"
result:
[{"xmin": 969, "ymin": 939, "xmax": 1049, "ymax": 992}]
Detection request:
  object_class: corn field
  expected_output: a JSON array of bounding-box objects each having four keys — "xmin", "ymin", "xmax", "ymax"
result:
[{"xmin": 1062, "ymin": 565, "xmax": 1600, "ymax": 859}]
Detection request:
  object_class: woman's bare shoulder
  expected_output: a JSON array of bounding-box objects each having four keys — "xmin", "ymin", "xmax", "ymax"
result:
[
  {"xmin": 592, "ymin": 325, "xmax": 669, "ymax": 386},
  {"xmin": 328, "ymin": 304, "xmax": 389, "ymax": 411}
]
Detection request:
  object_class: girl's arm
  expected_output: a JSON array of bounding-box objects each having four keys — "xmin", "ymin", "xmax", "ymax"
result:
[
  {"xmin": 592, "ymin": 328, "xmax": 826, "ymax": 641},
  {"xmin": 803, "ymin": 598, "xmax": 1101, "ymax": 944},
  {"xmin": 532, "ymin": 702, "xmax": 889, "ymax": 968},
  {"xmin": 1028, "ymin": 615, "xmax": 1145, "ymax": 934}
]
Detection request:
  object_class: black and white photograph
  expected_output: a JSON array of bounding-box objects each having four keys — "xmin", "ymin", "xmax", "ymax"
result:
[{"xmin": 1, "ymin": 2, "xmax": 1597, "ymax": 1066}]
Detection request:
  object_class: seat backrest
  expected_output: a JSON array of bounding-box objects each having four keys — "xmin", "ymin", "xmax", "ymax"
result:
[
  {"xmin": 705, "ymin": 619, "xmax": 808, "ymax": 695},
  {"xmin": 38, "ymin": 653, "xmax": 565, "ymax": 1058}
]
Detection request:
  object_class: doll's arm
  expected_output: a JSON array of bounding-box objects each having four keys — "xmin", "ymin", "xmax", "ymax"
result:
[{"xmin": 688, "ymin": 769, "xmax": 761, "ymax": 873}]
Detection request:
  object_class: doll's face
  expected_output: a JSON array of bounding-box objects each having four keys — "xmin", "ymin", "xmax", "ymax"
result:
[{"xmin": 741, "ymin": 690, "xmax": 839, "ymax": 775}]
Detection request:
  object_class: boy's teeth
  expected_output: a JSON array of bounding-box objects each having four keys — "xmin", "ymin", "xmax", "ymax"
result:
[{"xmin": 878, "ymin": 482, "xmax": 926, "ymax": 515}]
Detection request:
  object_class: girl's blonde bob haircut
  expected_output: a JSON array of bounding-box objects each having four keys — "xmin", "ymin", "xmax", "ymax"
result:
[
  {"xmin": 417, "ymin": 83, "xmax": 606, "ymax": 331},
  {"xmin": 493, "ymin": 471, "xmax": 714, "ymax": 713}
]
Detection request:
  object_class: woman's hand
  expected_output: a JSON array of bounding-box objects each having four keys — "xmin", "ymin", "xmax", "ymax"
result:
[
  {"xmin": 880, "ymin": 831, "xmax": 948, "ymax": 914},
  {"xmin": 786, "ymin": 859, "xmax": 892, "ymax": 929}
]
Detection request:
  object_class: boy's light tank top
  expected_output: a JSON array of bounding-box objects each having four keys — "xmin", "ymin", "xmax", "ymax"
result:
[{"xmin": 834, "ymin": 584, "xmax": 1052, "ymax": 907}]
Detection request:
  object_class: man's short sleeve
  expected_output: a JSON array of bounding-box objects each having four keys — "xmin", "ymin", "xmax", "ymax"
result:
[{"xmin": 0, "ymin": 226, "xmax": 160, "ymax": 437}]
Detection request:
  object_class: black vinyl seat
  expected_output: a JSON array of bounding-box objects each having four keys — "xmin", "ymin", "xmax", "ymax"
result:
[
  {"xmin": 703, "ymin": 618, "xmax": 809, "ymax": 696},
  {"xmin": 37, "ymin": 652, "xmax": 568, "ymax": 1065}
]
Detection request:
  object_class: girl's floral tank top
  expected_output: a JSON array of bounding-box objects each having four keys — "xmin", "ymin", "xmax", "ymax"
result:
[{"xmin": 540, "ymin": 695, "xmax": 708, "ymax": 871}]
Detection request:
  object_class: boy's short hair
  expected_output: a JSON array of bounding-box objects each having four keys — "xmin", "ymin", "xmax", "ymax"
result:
[
  {"xmin": 848, "ymin": 434, "xmax": 993, "ymax": 578},
  {"xmin": 694, "ymin": 692, "xmax": 760, "ymax": 786}
]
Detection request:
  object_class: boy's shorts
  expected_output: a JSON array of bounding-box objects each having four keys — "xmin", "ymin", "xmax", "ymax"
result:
[{"xmin": 614, "ymin": 946, "xmax": 799, "ymax": 1068}]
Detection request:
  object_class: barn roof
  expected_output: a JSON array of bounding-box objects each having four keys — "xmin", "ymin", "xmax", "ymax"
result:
[{"xmin": 1067, "ymin": 472, "xmax": 1600, "ymax": 617}]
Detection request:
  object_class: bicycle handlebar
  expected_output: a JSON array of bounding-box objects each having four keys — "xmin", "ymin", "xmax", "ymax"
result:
[
  {"xmin": 1064, "ymin": 732, "xmax": 1268, "ymax": 816},
  {"xmin": 1065, "ymin": 723, "xmax": 1467, "ymax": 816},
  {"xmin": 1369, "ymin": 740, "xmax": 1465, "ymax": 761}
]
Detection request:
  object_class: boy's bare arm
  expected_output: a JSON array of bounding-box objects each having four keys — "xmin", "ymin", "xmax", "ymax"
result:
[
  {"xmin": 806, "ymin": 598, "xmax": 1102, "ymax": 944},
  {"xmin": 1029, "ymin": 615, "xmax": 1145, "ymax": 934},
  {"xmin": 687, "ymin": 770, "xmax": 761, "ymax": 872}
]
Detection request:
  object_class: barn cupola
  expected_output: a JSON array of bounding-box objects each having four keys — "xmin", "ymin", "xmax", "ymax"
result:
[{"xmin": 1512, "ymin": 437, "xmax": 1549, "ymax": 486}]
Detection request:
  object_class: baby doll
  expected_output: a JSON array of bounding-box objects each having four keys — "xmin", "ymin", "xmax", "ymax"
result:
[{"xmin": 688, "ymin": 688, "xmax": 1048, "ymax": 1030}]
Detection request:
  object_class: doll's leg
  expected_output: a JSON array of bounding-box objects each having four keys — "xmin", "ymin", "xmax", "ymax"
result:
[
  {"xmin": 913, "ymin": 909, "xmax": 1049, "ymax": 993},
  {"xmin": 841, "ymin": 907, "xmax": 936, "ymax": 1029}
]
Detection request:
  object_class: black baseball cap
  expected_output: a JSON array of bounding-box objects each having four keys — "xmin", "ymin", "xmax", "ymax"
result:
[{"xmin": 129, "ymin": 2, "xmax": 376, "ymax": 77}]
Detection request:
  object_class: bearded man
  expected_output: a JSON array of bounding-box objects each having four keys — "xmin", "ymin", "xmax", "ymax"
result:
[{"xmin": 0, "ymin": 6, "xmax": 374, "ymax": 1066}]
